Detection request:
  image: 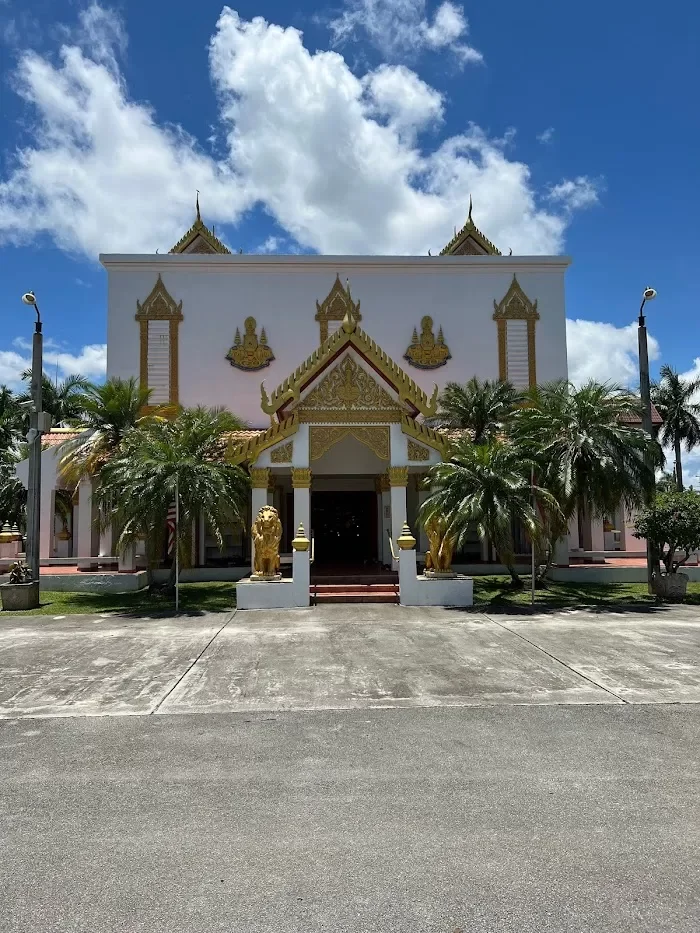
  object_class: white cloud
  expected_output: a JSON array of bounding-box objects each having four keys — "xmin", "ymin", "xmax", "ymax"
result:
[
  {"xmin": 363, "ymin": 64, "xmax": 444, "ymax": 137},
  {"xmin": 548, "ymin": 176, "xmax": 601, "ymax": 211},
  {"xmin": 0, "ymin": 340, "xmax": 107, "ymax": 389},
  {"xmin": 566, "ymin": 319, "xmax": 660, "ymax": 388},
  {"xmin": 329, "ymin": 0, "xmax": 483, "ymax": 65},
  {"xmin": 0, "ymin": 4, "xmax": 597, "ymax": 259},
  {"xmin": 256, "ymin": 235, "xmax": 281, "ymax": 253},
  {"xmin": 537, "ymin": 127, "xmax": 555, "ymax": 145}
]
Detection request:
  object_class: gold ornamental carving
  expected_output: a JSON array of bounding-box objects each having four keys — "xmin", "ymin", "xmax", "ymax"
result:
[
  {"xmin": 315, "ymin": 275, "xmax": 362, "ymax": 345},
  {"xmin": 310, "ymin": 426, "xmax": 390, "ymax": 462},
  {"xmin": 407, "ymin": 439, "xmax": 430, "ymax": 462},
  {"xmin": 397, "ymin": 522, "xmax": 417, "ymax": 551},
  {"xmin": 404, "ymin": 317, "xmax": 451, "ymax": 370},
  {"xmin": 270, "ymin": 441, "xmax": 293, "ymax": 463},
  {"xmin": 424, "ymin": 516, "xmax": 456, "ymax": 575},
  {"xmin": 388, "ymin": 466, "xmax": 409, "ymax": 487},
  {"xmin": 375, "ymin": 473, "xmax": 390, "ymax": 493},
  {"xmin": 251, "ymin": 505, "xmax": 282, "ymax": 579},
  {"xmin": 291, "ymin": 522, "xmax": 310, "ymax": 552},
  {"xmin": 250, "ymin": 467, "xmax": 270, "ymax": 489},
  {"xmin": 493, "ymin": 275, "xmax": 539, "ymax": 387},
  {"xmin": 291, "ymin": 467, "xmax": 312, "ymax": 489},
  {"xmin": 226, "ymin": 317, "xmax": 274, "ymax": 371},
  {"xmin": 298, "ymin": 355, "xmax": 403, "ymax": 423},
  {"xmin": 134, "ymin": 274, "xmax": 184, "ymax": 406}
]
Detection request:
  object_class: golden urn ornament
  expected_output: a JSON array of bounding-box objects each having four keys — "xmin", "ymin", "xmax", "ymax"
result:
[
  {"xmin": 227, "ymin": 317, "xmax": 274, "ymax": 371},
  {"xmin": 404, "ymin": 316, "xmax": 451, "ymax": 369},
  {"xmin": 251, "ymin": 505, "xmax": 283, "ymax": 579}
]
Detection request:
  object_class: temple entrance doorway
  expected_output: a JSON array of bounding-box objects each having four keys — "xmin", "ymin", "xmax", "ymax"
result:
[{"xmin": 311, "ymin": 490, "xmax": 378, "ymax": 569}]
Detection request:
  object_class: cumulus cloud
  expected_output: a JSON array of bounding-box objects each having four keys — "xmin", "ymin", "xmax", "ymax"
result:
[
  {"xmin": 566, "ymin": 319, "xmax": 660, "ymax": 388},
  {"xmin": 0, "ymin": 341, "xmax": 106, "ymax": 390},
  {"xmin": 0, "ymin": 4, "xmax": 597, "ymax": 258},
  {"xmin": 548, "ymin": 176, "xmax": 601, "ymax": 212},
  {"xmin": 328, "ymin": 0, "xmax": 483, "ymax": 64}
]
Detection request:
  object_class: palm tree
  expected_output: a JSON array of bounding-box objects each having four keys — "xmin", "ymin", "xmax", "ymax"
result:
[
  {"xmin": 515, "ymin": 380, "xmax": 658, "ymax": 548},
  {"xmin": 651, "ymin": 364, "xmax": 700, "ymax": 490},
  {"xmin": 94, "ymin": 406, "xmax": 250, "ymax": 586},
  {"xmin": 58, "ymin": 377, "xmax": 158, "ymax": 486},
  {"xmin": 426, "ymin": 378, "xmax": 521, "ymax": 443},
  {"xmin": 18, "ymin": 372, "xmax": 91, "ymax": 428},
  {"xmin": 0, "ymin": 386, "xmax": 22, "ymax": 451},
  {"xmin": 419, "ymin": 437, "xmax": 560, "ymax": 586}
]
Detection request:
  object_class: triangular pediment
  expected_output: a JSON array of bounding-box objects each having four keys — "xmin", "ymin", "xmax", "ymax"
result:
[
  {"xmin": 295, "ymin": 352, "xmax": 406, "ymax": 423},
  {"xmin": 170, "ymin": 198, "xmax": 231, "ymax": 254},
  {"xmin": 261, "ymin": 313, "xmax": 438, "ymax": 421}
]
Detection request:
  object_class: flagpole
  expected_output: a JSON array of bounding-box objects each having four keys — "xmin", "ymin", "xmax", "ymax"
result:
[{"xmin": 175, "ymin": 474, "xmax": 179, "ymax": 613}]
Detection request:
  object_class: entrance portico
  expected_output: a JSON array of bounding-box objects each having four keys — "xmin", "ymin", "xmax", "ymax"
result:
[{"xmin": 230, "ymin": 306, "xmax": 446, "ymax": 575}]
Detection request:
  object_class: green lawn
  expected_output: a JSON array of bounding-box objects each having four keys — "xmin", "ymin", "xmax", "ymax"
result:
[
  {"xmin": 3, "ymin": 576, "xmax": 700, "ymax": 616},
  {"xmin": 4, "ymin": 582, "xmax": 239, "ymax": 617}
]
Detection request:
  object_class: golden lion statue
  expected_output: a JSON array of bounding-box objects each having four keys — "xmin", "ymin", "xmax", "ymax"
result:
[
  {"xmin": 252, "ymin": 505, "xmax": 282, "ymax": 577},
  {"xmin": 424, "ymin": 516, "xmax": 456, "ymax": 574}
]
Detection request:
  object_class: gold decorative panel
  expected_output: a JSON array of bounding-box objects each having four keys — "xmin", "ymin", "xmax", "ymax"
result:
[
  {"xmin": 297, "ymin": 354, "xmax": 404, "ymax": 423},
  {"xmin": 388, "ymin": 466, "xmax": 409, "ymax": 487},
  {"xmin": 315, "ymin": 275, "xmax": 362, "ymax": 345},
  {"xmin": 134, "ymin": 274, "xmax": 184, "ymax": 406},
  {"xmin": 493, "ymin": 275, "xmax": 540, "ymax": 388},
  {"xmin": 375, "ymin": 473, "xmax": 390, "ymax": 493},
  {"xmin": 291, "ymin": 468, "xmax": 312, "ymax": 488},
  {"xmin": 227, "ymin": 317, "xmax": 274, "ymax": 371},
  {"xmin": 404, "ymin": 317, "xmax": 451, "ymax": 370},
  {"xmin": 310, "ymin": 426, "xmax": 390, "ymax": 462},
  {"xmin": 407, "ymin": 440, "xmax": 430, "ymax": 461},
  {"xmin": 270, "ymin": 441, "xmax": 293, "ymax": 463}
]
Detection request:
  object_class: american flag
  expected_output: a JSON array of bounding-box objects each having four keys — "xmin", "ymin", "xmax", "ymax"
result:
[{"xmin": 166, "ymin": 502, "xmax": 177, "ymax": 555}]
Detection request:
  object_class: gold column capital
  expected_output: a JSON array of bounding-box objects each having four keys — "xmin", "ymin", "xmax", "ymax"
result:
[
  {"xmin": 375, "ymin": 472, "xmax": 390, "ymax": 493},
  {"xmin": 291, "ymin": 467, "xmax": 312, "ymax": 489},
  {"xmin": 388, "ymin": 466, "xmax": 409, "ymax": 487},
  {"xmin": 250, "ymin": 467, "xmax": 271, "ymax": 489}
]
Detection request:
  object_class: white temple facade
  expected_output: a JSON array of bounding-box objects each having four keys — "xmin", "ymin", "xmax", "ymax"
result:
[{"xmin": 14, "ymin": 207, "xmax": 650, "ymax": 577}]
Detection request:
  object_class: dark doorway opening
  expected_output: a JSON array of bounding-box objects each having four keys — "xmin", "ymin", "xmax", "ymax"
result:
[{"xmin": 311, "ymin": 490, "xmax": 378, "ymax": 567}]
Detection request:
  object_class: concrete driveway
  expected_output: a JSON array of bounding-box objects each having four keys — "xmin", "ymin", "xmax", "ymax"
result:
[{"xmin": 1, "ymin": 605, "xmax": 699, "ymax": 718}]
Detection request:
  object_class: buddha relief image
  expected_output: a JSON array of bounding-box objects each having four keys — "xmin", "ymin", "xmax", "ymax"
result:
[{"xmin": 226, "ymin": 317, "xmax": 275, "ymax": 371}]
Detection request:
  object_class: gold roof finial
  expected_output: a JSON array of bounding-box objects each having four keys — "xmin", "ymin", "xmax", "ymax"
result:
[
  {"xmin": 341, "ymin": 305, "xmax": 356, "ymax": 334},
  {"xmin": 196, "ymin": 190, "xmax": 201, "ymax": 223},
  {"xmin": 468, "ymin": 193, "xmax": 473, "ymax": 224}
]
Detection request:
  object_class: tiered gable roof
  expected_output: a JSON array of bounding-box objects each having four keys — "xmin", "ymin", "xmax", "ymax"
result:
[
  {"xmin": 440, "ymin": 197, "xmax": 501, "ymax": 256},
  {"xmin": 169, "ymin": 195, "xmax": 231, "ymax": 255}
]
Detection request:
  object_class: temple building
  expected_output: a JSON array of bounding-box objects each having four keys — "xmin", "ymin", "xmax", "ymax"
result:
[{"xmin": 15, "ymin": 202, "xmax": 651, "ymax": 579}]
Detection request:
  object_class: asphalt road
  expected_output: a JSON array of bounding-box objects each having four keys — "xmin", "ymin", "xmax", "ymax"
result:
[{"xmin": 1, "ymin": 705, "xmax": 699, "ymax": 933}]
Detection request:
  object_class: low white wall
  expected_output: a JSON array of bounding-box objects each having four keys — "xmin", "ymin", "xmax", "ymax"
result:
[
  {"xmin": 550, "ymin": 566, "xmax": 700, "ymax": 584},
  {"xmin": 153, "ymin": 567, "xmax": 250, "ymax": 583},
  {"xmin": 399, "ymin": 549, "xmax": 473, "ymax": 607},
  {"xmin": 36, "ymin": 571, "xmax": 149, "ymax": 593},
  {"xmin": 236, "ymin": 579, "xmax": 299, "ymax": 610}
]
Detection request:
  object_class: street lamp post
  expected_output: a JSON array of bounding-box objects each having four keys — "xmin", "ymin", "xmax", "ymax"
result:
[
  {"xmin": 21, "ymin": 292, "xmax": 48, "ymax": 584},
  {"xmin": 638, "ymin": 286, "xmax": 657, "ymax": 594}
]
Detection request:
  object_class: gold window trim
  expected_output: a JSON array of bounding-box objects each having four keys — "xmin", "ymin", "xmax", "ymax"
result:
[
  {"xmin": 492, "ymin": 275, "xmax": 540, "ymax": 388},
  {"xmin": 134, "ymin": 274, "xmax": 184, "ymax": 406},
  {"xmin": 315, "ymin": 274, "xmax": 362, "ymax": 345}
]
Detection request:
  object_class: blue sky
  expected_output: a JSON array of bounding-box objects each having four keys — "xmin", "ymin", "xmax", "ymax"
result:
[{"xmin": 0, "ymin": 0, "xmax": 698, "ymax": 399}]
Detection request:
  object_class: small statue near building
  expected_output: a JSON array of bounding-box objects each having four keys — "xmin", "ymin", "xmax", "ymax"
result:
[
  {"xmin": 251, "ymin": 505, "xmax": 283, "ymax": 580},
  {"xmin": 423, "ymin": 515, "xmax": 457, "ymax": 577}
]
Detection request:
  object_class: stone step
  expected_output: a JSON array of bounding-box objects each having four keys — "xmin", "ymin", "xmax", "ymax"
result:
[
  {"xmin": 311, "ymin": 584, "xmax": 398, "ymax": 594},
  {"xmin": 311, "ymin": 583, "xmax": 399, "ymax": 604}
]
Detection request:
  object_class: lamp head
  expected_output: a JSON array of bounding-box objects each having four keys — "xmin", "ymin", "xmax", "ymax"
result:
[
  {"xmin": 643, "ymin": 287, "xmax": 657, "ymax": 301},
  {"xmin": 21, "ymin": 292, "xmax": 37, "ymax": 306}
]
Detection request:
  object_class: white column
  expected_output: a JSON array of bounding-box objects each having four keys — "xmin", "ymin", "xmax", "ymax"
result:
[
  {"xmin": 389, "ymin": 467, "xmax": 408, "ymax": 571},
  {"xmin": 250, "ymin": 467, "xmax": 270, "ymax": 573},
  {"xmin": 198, "ymin": 513, "xmax": 207, "ymax": 566},
  {"xmin": 99, "ymin": 523, "xmax": 112, "ymax": 558},
  {"xmin": 292, "ymin": 523, "xmax": 311, "ymax": 606},
  {"xmin": 291, "ymin": 468, "xmax": 311, "ymax": 559},
  {"xmin": 77, "ymin": 477, "xmax": 97, "ymax": 570},
  {"xmin": 71, "ymin": 500, "xmax": 79, "ymax": 558},
  {"xmin": 416, "ymin": 479, "xmax": 429, "ymax": 555},
  {"xmin": 118, "ymin": 544, "xmax": 136, "ymax": 572},
  {"xmin": 590, "ymin": 516, "xmax": 605, "ymax": 552}
]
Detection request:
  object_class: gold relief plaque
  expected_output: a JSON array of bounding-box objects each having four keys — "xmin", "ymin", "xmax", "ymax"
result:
[
  {"xmin": 298, "ymin": 355, "xmax": 403, "ymax": 423},
  {"xmin": 310, "ymin": 425, "xmax": 390, "ymax": 462},
  {"xmin": 404, "ymin": 317, "xmax": 451, "ymax": 370},
  {"xmin": 226, "ymin": 317, "xmax": 274, "ymax": 371},
  {"xmin": 270, "ymin": 441, "xmax": 293, "ymax": 463},
  {"xmin": 407, "ymin": 439, "xmax": 430, "ymax": 461}
]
